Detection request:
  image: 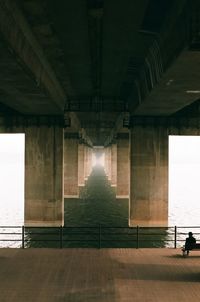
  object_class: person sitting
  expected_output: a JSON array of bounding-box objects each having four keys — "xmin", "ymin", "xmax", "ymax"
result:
[{"xmin": 184, "ymin": 232, "xmax": 196, "ymax": 255}]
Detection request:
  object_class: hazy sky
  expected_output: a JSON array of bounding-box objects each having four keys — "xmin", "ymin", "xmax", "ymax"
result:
[
  {"xmin": 0, "ymin": 134, "xmax": 25, "ymax": 225},
  {"xmin": 169, "ymin": 135, "xmax": 200, "ymax": 226},
  {"xmin": 0, "ymin": 134, "xmax": 200, "ymax": 226},
  {"xmin": 169, "ymin": 135, "xmax": 200, "ymax": 165}
]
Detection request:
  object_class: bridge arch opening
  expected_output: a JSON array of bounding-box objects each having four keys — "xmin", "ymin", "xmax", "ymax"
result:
[
  {"xmin": 92, "ymin": 147, "xmax": 105, "ymax": 167},
  {"xmin": 169, "ymin": 135, "xmax": 200, "ymax": 226},
  {"xmin": 0, "ymin": 134, "xmax": 25, "ymax": 226}
]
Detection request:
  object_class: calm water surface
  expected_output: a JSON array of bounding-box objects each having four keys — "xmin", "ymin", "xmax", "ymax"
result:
[
  {"xmin": 65, "ymin": 166, "xmax": 128, "ymax": 226},
  {"xmin": 0, "ymin": 166, "xmax": 199, "ymax": 248}
]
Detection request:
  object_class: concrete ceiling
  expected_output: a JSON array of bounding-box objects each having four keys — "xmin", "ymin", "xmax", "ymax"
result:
[{"xmin": 0, "ymin": 0, "xmax": 200, "ymax": 145}]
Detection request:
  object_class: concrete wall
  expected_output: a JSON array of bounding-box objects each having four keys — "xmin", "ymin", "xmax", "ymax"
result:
[
  {"xmin": 129, "ymin": 117, "xmax": 199, "ymax": 227},
  {"xmin": 104, "ymin": 147, "xmax": 108, "ymax": 177},
  {"xmin": 84, "ymin": 145, "xmax": 93, "ymax": 182},
  {"xmin": 0, "ymin": 116, "xmax": 64, "ymax": 226},
  {"xmin": 111, "ymin": 143, "xmax": 117, "ymax": 187},
  {"xmin": 108, "ymin": 146, "xmax": 112, "ymax": 181},
  {"xmin": 104, "ymin": 146, "xmax": 112, "ymax": 181},
  {"xmin": 129, "ymin": 124, "xmax": 168, "ymax": 226},
  {"xmin": 64, "ymin": 133, "xmax": 79, "ymax": 198},
  {"xmin": 78, "ymin": 143, "xmax": 85, "ymax": 187},
  {"xmin": 84, "ymin": 145, "xmax": 88, "ymax": 182},
  {"xmin": 25, "ymin": 124, "xmax": 64, "ymax": 226},
  {"xmin": 116, "ymin": 133, "xmax": 130, "ymax": 198},
  {"xmin": 1, "ymin": 115, "xmax": 199, "ymax": 227}
]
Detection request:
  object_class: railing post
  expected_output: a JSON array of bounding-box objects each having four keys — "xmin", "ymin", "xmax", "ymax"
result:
[
  {"xmin": 60, "ymin": 226, "xmax": 63, "ymax": 249},
  {"xmin": 99, "ymin": 224, "xmax": 101, "ymax": 249},
  {"xmin": 174, "ymin": 226, "xmax": 177, "ymax": 249},
  {"xmin": 22, "ymin": 226, "xmax": 24, "ymax": 249},
  {"xmin": 136, "ymin": 225, "xmax": 139, "ymax": 249}
]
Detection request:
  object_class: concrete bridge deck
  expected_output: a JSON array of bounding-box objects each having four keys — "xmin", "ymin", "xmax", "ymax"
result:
[{"xmin": 1, "ymin": 248, "xmax": 200, "ymax": 302}]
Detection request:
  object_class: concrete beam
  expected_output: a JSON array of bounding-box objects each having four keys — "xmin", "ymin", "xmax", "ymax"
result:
[
  {"xmin": 104, "ymin": 112, "xmax": 128, "ymax": 146},
  {"xmin": 0, "ymin": 0, "xmax": 66, "ymax": 113}
]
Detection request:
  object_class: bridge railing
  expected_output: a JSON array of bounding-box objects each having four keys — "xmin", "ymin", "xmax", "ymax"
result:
[{"xmin": 0, "ymin": 225, "xmax": 200, "ymax": 249}]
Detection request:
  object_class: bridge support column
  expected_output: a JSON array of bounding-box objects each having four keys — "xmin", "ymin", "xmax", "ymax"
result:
[
  {"xmin": 104, "ymin": 147, "xmax": 108, "ymax": 177},
  {"xmin": 116, "ymin": 133, "xmax": 130, "ymax": 198},
  {"xmin": 105, "ymin": 146, "xmax": 112, "ymax": 181},
  {"xmin": 0, "ymin": 116, "xmax": 64, "ymax": 226},
  {"xmin": 108, "ymin": 146, "xmax": 112, "ymax": 181},
  {"xmin": 78, "ymin": 143, "xmax": 85, "ymax": 187},
  {"xmin": 84, "ymin": 145, "xmax": 89, "ymax": 182},
  {"xmin": 84, "ymin": 146, "xmax": 93, "ymax": 182},
  {"xmin": 129, "ymin": 124, "xmax": 168, "ymax": 226},
  {"xmin": 84, "ymin": 145, "xmax": 88, "ymax": 182},
  {"xmin": 64, "ymin": 133, "xmax": 79, "ymax": 198},
  {"xmin": 89, "ymin": 147, "xmax": 93, "ymax": 176},
  {"xmin": 111, "ymin": 143, "xmax": 117, "ymax": 187},
  {"xmin": 25, "ymin": 124, "xmax": 64, "ymax": 226}
]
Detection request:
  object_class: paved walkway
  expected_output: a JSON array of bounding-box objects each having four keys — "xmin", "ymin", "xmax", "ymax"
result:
[{"xmin": 1, "ymin": 248, "xmax": 200, "ymax": 302}]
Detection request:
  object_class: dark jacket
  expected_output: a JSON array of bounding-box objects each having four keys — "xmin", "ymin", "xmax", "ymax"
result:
[{"xmin": 185, "ymin": 236, "xmax": 196, "ymax": 249}]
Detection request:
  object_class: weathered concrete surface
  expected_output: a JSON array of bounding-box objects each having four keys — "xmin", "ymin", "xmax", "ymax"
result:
[
  {"xmin": 78, "ymin": 143, "xmax": 85, "ymax": 188},
  {"xmin": 1, "ymin": 248, "xmax": 200, "ymax": 302},
  {"xmin": 84, "ymin": 145, "xmax": 93, "ymax": 182},
  {"xmin": 64, "ymin": 134, "xmax": 79, "ymax": 198},
  {"xmin": 25, "ymin": 125, "xmax": 64, "ymax": 226},
  {"xmin": 111, "ymin": 143, "xmax": 117, "ymax": 187},
  {"xmin": 104, "ymin": 147, "xmax": 108, "ymax": 177},
  {"xmin": 0, "ymin": 116, "xmax": 64, "ymax": 226},
  {"xmin": 84, "ymin": 145, "xmax": 89, "ymax": 181},
  {"xmin": 129, "ymin": 125, "xmax": 168, "ymax": 227},
  {"xmin": 108, "ymin": 146, "xmax": 112, "ymax": 181},
  {"xmin": 116, "ymin": 133, "xmax": 130, "ymax": 198},
  {"xmin": 104, "ymin": 146, "xmax": 112, "ymax": 181},
  {"xmin": 89, "ymin": 147, "xmax": 93, "ymax": 177},
  {"xmin": 0, "ymin": 0, "xmax": 66, "ymax": 114}
]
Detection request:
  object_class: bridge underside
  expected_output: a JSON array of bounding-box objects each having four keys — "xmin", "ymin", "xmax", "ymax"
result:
[
  {"xmin": 1, "ymin": 115, "xmax": 199, "ymax": 227},
  {"xmin": 0, "ymin": 0, "xmax": 200, "ymax": 226}
]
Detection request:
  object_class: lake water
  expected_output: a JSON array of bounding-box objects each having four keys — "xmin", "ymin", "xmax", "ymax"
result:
[{"xmin": 0, "ymin": 165, "xmax": 199, "ymax": 248}]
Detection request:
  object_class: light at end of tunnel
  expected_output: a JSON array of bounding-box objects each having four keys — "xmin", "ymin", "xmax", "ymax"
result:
[{"xmin": 92, "ymin": 152, "xmax": 105, "ymax": 167}]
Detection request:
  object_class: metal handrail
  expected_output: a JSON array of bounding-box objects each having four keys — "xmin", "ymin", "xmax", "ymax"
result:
[{"xmin": 0, "ymin": 225, "xmax": 199, "ymax": 249}]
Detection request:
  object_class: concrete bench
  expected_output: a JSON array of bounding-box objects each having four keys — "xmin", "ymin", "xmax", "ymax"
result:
[{"xmin": 182, "ymin": 243, "xmax": 200, "ymax": 256}]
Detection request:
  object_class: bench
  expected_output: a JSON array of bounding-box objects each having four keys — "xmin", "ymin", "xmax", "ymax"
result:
[{"xmin": 182, "ymin": 243, "xmax": 200, "ymax": 256}]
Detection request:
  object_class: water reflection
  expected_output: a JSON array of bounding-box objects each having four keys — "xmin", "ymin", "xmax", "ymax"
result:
[
  {"xmin": 24, "ymin": 226, "xmax": 170, "ymax": 248},
  {"xmin": 25, "ymin": 227, "xmax": 60, "ymax": 248},
  {"xmin": 65, "ymin": 166, "xmax": 128, "ymax": 227},
  {"xmin": 25, "ymin": 167, "xmax": 169, "ymax": 248},
  {"xmin": 0, "ymin": 165, "xmax": 199, "ymax": 248}
]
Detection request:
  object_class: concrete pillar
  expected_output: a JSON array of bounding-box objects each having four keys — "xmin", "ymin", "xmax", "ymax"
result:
[
  {"xmin": 84, "ymin": 145, "xmax": 90, "ymax": 182},
  {"xmin": 111, "ymin": 143, "xmax": 117, "ymax": 187},
  {"xmin": 89, "ymin": 147, "xmax": 93, "ymax": 175},
  {"xmin": 25, "ymin": 124, "xmax": 64, "ymax": 226},
  {"xmin": 84, "ymin": 145, "xmax": 88, "ymax": 181},
  {"xmin": 78, "ymin": 143, "xmax": 85, "ymax": 187},
  {"xmin": 104, "ymin": 147, "xmax": 108, "ymax": 176},
  {"xmin": 87, "ymin": 147, "xmax": 91, "ymax": 176},
  {"xmin": 129, "ymin": 124, "xmax": 168, "ymax": 227},
  {"xmin": 87, "ymin": 147, "xmax": 93, "ymax": 176},
  {"xmin": 87, "ymin": 147, "xmax": 93, "ymax": 178},
  {"xmin": 108, "ymin": 146, "xmax": 112, "ymax": 181},
  {"xmin": 64, "ymin": 133, "xmax": 79, "ymax": 198},
  {"xmin": 0, "ymin": 116, "xmax": 64, "ymax": 226},
  {"xmin": 104, "ymin": 146, "xmax": 111, "ymax": 180},
  {"xmin": 116, "ymin": 133, "xmax": 130, "ymax": 198}
]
